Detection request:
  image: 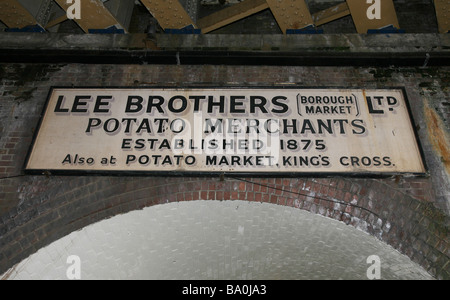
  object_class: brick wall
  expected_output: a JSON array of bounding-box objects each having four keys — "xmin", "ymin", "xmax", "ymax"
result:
[{"xmin": 0, "ymin": 63, "xmax": 449, "ymax": 279}]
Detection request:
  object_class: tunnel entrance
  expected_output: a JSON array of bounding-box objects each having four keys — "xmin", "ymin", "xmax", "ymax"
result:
[{"xmin": 2, "ymin": 200, "xmax": 433, "ymax": 280}]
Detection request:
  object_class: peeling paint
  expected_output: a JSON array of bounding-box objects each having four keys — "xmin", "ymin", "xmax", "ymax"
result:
[{"xmin": 425, "ymin": 101, "xmax": 450, "ymax": 175}]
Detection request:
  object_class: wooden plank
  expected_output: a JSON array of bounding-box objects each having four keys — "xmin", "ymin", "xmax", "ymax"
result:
[
  {"xmin": 197, "ymin": 0, "xmax": 269, "ymax": 34},
  {"xmin": 434, "ymin": 0, "xmax": 450, "ymax": 33},
  {"xmin": 54, "ymin": 0, "xmax": 127, "ymax": 33},
  {"xmin": 0, "ymin": 0, "xmax": 37, "ymax": 28},
  {"xmin": 346, "ymin": 0, "xmax": 400, "ymax": 34},
  {"xmin": 312, "ymin": 2, "xmax": 350, "ymax": 27},
  {"xmin": 140, "ymin": 0, "xmax": 195, "ymax": 30},
  {"xmin": 266, "ymin": 0, "xmax": 314, "ymax": 34}
]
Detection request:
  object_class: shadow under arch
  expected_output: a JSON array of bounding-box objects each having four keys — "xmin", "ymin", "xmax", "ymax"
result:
[{"xmin": 2, "ymin": 200, "xmax": 434, "ymax": 280}]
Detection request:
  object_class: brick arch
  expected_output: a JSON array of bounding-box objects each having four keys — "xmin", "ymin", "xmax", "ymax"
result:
[{"xmin": 0, "ymin": 175, "xmax": 448, "ymax": 279}]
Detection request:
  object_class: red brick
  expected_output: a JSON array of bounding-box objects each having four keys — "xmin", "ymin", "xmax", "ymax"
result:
[
  {"xmin": 255, "ymin": 193, "xmax": 262, "ymax": 202},
  {"xmin": 260, "ymin": 185, "xmax": 268, "ymax": 193},
  {"xmin": 247, "ymin": 192, "xmax": 254, "ymax": 202},
  {"xmin": 176, "ymin": 193, "xmax": 184, "ymax": 202},
  {"xmin": 270, "ymin": 194, "xmax": 277, "ymax": 204},
  {"xmin": 275, "ymin": 187, "xmax": 282, "ymax": 195}
]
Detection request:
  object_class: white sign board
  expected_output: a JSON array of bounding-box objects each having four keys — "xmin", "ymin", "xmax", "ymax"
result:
[{"xmin": 25, "ymin": 87, "xmax": 426, "ymax": 176}]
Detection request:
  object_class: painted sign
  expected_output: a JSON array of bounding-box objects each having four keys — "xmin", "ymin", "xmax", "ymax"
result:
[{"xmin": 25, "ymin": 87, "xmax": 426, "ymax": 176}]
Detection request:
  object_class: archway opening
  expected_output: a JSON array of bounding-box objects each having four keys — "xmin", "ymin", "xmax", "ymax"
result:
[{"xmin": 2, "ymin": 201, "xmax": 434, "ymax": 280}]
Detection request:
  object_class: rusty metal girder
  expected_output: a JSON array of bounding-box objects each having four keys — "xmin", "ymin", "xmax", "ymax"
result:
[
  {"xmin": 0, "ymin": 0, "xmax": 37, "ymax": 28},
  {"xmin": 313, "ymin": 2, "xmax": 350, "ymax": 27},
  {"xmin": 0, "ymin": 0, "xmax": 53, "ymax": 29},
  {"xmin": 266, "ymin": 0, "xmax": 314, "ymax": 34},
  {"xmin": 54, "ymin": 0, "xmax": 129, "ymax": 33},
  {"xmin": 434, "ymin": 0, "xmax": 450, "ymax": 33},
  {"xmin": 346, "ymin": 0, "xmax": 400, "ymax": 33},
  {"xmin": 198, "ymin": 0, "xmax": 269, "ymax": 34},
  {"xmin": 140, "ymin": 0, "xmax": 196, "ymax": 30}
]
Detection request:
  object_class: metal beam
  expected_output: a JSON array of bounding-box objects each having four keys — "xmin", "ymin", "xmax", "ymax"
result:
[
  {"xmin": 139, "ymin": 0, "xmax": 196, "ymax": 30},
  {"xmin": 0, "ymin": 0, "xmax": 40, "ymax": 28},
  {"xmin": 313, "ymin": 2, "xmax": 350, "ymax": 27},
  {"xmin": 346, "ymin": 0, "xmax": 400, "ymax": 34},
  {"xmin": 45, "ymin": 14, "xmax": 67, "ymax": 30},
  {"xmin": 54, "ymin": 0, "xmax": 129, "ymax": 33},
  {"xmin": 197, "ymin": 0, "xmax": 269, "ymax": 34},
  {"xmin": 266, "ymin": 0, "xmax": 314, "ymax": 34},
  {"xmin": 434, "ymin": 0, "xmax": 450, "ymax": 33}
]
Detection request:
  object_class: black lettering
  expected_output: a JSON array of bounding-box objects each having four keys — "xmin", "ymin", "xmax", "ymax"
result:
[
  {"xmin": 62, "ymin": 154, "xmax": 72, "ymax": 164},
  {"xmin": 86, "ymin": 118, "xmax": 101, "ymax": 133},
  {"xmin": 104, "ymin": 118, "xmax": 120, "ymax": 133},
  {"xmin": 126, "ymin": 96, "xmax": 143, "ymax": 113},
  {"xmin": 208, "ymin": 96, "xmax": 225, "ymax": 113},
  {"xmin": 300, "ymin": 120, "xmax": 316, "ymax": 134},
  {"xmin": 72, "ymin": 96, "xmax": 92, "ymax": 113},
  {"xmin": 126, "ymin": 155, "xmax": 136, "ymax": 164},
  {"xmin": 340, "ymin": 156, "xmax": 349, "ymax": 166},
  {"xmin": 305, "ymin": 106, "xmax": 315, "ymax": 114},
  {"xmin": 147, "ymin": 96, "xmax": 165, "ymax": 114},
  {"xmin": 230, "ymin": 96, "xmax": 246, "ymax": 113},
  {"xmin": 135, "ymin": 139, "xmax": 146, "ymax": 150},
  {"xmin": 122, "ymin": 118, "xmax": 137, "ymax": 133},
  {"xmin": 366, "ymin": 96, "xmax": 384, "ymax": 114},
  {"xmin": 373, "ymin": 156, "xmax": 381, "ymax": 166},
  {"xmin": 162, "ymin": 156, "xmax": 172, "ymax": 165},
  {"xmin": 136, "ymin": 119, "xmax": 152, "ymax": 134},
  {"xmin": 189, "ymin": 95, "xmax": 206, "ymax": 112},
  {"xmin": 383, "ymin": 156, "xmax": 392, "ymax": 166},
  {"xmin": 122, "ymin": 139, "xmax": 132, "ymax": 149},
  {"xmin": 206, "ymin": 156, "xmax": 217, "ymax": 165},
  {"xmin": 265, "ymin": 119, "xmax": 280, "ymax": 134},
  {"xmin": 317, "ymin": 119, "xmax": 333, "ymax": 134},
  {"xmin": 333, "ymin": 119, "xmax": 348, "ymax": 134},
  {"xmin": 204, "ymin": 119, "xmax": 223, "ymax": 134},
  {"xmin": 246, "ymin": 119, "xmax": 260, "ymax": 134},
  {"xmin": 154, "ymin": 118, "xmax": 169, "ymax": 133},
  {"xmin": 361, "ymin": 157, "xmax": 371, "ymax": 166},
  {"xmin": 54, "ymin": 95, "xmax": 69, "ymax": 113},
  {"xmin": 282, "ymin": 119, "xmax": 298, "ymax": 134},
  {"xmin": 271, "ymin": 96, "xmax": 289, "ymax": 114},
  {"xmin": 351, "ymin": 119, "xmax": 366, "ymax": 135},
  {"xmin": 322, "ymin": 156, "xmax": 330, "ymax": 166},
  {"xmin": 250, "ymin": 96, "xmax": 268, "ymax": 114},
  {"xmin": 351, "ymin": 156, "xmax": 360, "ymax": 166},
  {"xmin": 93, "ymin": 96, "xmax": 112, "ymax": 113},
  {"xmin": 168, "ymin": 95, "xmax": 187, "ymax": 113},
  {"xmin": 283, "ymin": 156, "xmax": 292, "ymax": 166},
  {"xmin": 159, "ymin": 139, "xmax": 171, "ymax": 150}
]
